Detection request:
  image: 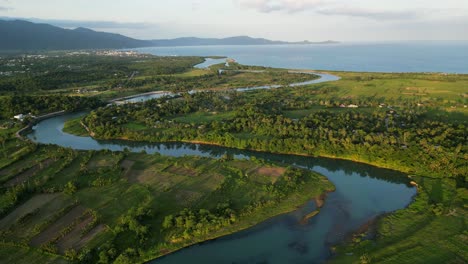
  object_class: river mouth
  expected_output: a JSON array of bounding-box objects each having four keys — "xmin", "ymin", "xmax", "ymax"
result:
[{"xmin": 27, "ymin": 111, "xmax": 416, "ymax": 263}]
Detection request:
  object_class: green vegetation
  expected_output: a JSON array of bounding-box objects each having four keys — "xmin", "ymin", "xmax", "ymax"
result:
[
  {"xmin": 0, "ymin": 54, "xmax": 203, "ymax": 94},
  {"xmin": 0, "ymin": 54, "xmax": 315, "ymax": 103},
  {"xmin": 0, "ymin": 96, "xmax": 102, "ymax": 119},
  {"xmin": 74, "ymin": 70, "xmax": 467, "ymax": 264},
  {"xmin": 0, "ymin": 130, "xmax": 333, "ymax": 263},
  {"xmin": 62, "ymin": 117, "xmax": 88, "ymax": 137},
  {"xmin": 331, "ymin": 177, "xmax": 467, "ymax": 264},
  {"xmin": 82, "ymin": 72, "xmax": 467, "ymax": 179},
  {"xmin": 1, "ymin": 53, "xmax": 467, "ymax": 264}
]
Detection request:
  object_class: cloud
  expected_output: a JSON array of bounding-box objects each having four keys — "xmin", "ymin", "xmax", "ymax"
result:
[
  {"xmin": 234, "ymin": 0, "xmax": 418, "ymax": 20},
  {"xmin": 191, "ymin": 1, "xmax": 201, "ymax": 11},
  {"xmin": 235, "ymin": 0, "xmax": 326, "ymax": 13},
  {"xmin": 316, "ymin": 7, "xmax": 418, "ymax": 20},
  {"xmin": 0, "ymin": 6, "xmax": 11, "ymax": 11}
]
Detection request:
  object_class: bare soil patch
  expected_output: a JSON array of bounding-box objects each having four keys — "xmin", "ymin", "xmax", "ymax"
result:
[
  {"xmin": 126, "ymin": 169, "xmax": 152, "ymax": 183},
  {"xmin": 73, "ymin": 224, "xmax": 106, "ymax": 251},
  {"xmin": 56, "ymin": 215, "xmax": 100, "ymax": 253},
  {"xmin": 4, "ymin": 159, "xmax": 54, "ymax": 187},
  {"xmin": 0, "ymin": 194, "xmax": 58, "ymax": 230},
  {"xmin": 256, "ymin": 167, "xmax": 286, "ymax": 178},
  {"xmin": 121, "ymin": 159, "xmax": 135, "ymax": 171},
  {"xmin": 30, "ymin": 206, "xmax": 86, "ymax": 247},
  {"xmin": 87, "ymin": 153, "xmax": 119, "ymax": 169}
]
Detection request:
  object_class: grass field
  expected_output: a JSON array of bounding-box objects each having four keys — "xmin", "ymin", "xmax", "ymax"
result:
[
  {"xmin": 122, "ymin": 122, "xmax": 147, "ymax": 131},
  {"xmin": 61, "ymin": 117, "xmax": 88, "ymax": 137},
  {"xmin": 309, "ymin": 71, "xmax": 468, "ymax": 107}
]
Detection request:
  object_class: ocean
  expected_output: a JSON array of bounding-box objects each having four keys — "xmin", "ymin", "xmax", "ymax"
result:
[{"xmin": 134, "ymin": 41, "xmax": 468, "ymax": 73}]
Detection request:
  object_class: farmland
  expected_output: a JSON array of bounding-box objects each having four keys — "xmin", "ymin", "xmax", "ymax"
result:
[{"xmin": 0, "ymin": 133, "xmax": 333, "ymax": 263}]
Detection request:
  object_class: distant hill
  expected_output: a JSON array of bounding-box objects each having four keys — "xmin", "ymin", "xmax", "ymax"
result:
[
  {"xmin": 150, "ymin": 36, "xmax": 339, "ymax": 46},
  {"xmin": 0, "ymin": 19, "xmax": 339, "ymax": 51},
  {"xmin": 0, "ymin": 20, "xmax": 151, "ymax": 51}
]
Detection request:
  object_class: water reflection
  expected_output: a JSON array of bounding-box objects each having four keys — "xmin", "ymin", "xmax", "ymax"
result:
[{"xmin": 28, "ymin": 112, "xmax": 415, "ymax": 264}]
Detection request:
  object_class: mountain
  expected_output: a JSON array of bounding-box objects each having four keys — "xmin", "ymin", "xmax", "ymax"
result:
[
  {"xmin": 150, "ymin": 36, "xmax": 338, "ymax": 46},
  {"xmin": 0, "ymin": 20, "xmax": 151, "ymax": 51},
  {"xmin": 0, "ymin": 19, "xmax": 339, "ymax": 51}
]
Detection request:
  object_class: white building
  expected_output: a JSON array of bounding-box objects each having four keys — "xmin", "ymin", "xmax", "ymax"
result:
[{"xmin": 14, "ymin": 114, "xmax": 25, "ymax": 121}]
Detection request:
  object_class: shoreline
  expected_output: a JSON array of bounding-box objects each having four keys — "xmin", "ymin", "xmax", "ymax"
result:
[
  {"xmin": 22, "ymin": 115, "xmax": 418, "ymax": 264},
  {"xmin": 99, "ymin": 136, "xmax": 418, "ymax": 179},
  {"xmin": 19, "ymin": 66, "xmax": 421, "ymax": 263},
  {"xmin": 144, "ymin": 189, "xmax": 335, "ymax": 263},
  {"xmin": 15, "ymin": 110, "xmax": 67, "ymax": 140}
]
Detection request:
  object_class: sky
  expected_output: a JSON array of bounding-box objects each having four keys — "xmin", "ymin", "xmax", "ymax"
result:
[{"xmin": 0, "ymin": 0, "xmax": 467, "ymax": 41}]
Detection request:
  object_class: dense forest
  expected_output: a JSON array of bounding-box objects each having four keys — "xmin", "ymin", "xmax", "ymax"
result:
[
  {"xmin": 82, "ymin": 90, "xmax": 467, "ymax": 180},
  {"xmin": 0, "ymin": 96, "xmax": 103, "ymax": 119},
  {"xmin": 0, "ymin": 54, "xmax": 203, "ymax": 93}
]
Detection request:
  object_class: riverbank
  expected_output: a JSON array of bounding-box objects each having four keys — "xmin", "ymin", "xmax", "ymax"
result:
[
  {"xmin": 0, "ymin": 139, "xmax": 337, "ymax": 264},
  {"xmin": 15, "ymin": 110, "xmax": 67, "ymax": 140},
  {"xmin": 79, "ymin": 134, "xmax": 418, "ymax": 180},
  {"xmin": 145, "ymin": 184, "xmax": 335, "ymax": 262},
  {"xmin": 23, "ymin": 111, "xmax": 420, "ymax": 263},
  {"xmin": 22, "ymin": 66, "xmax": 460, "ymax": 259}
]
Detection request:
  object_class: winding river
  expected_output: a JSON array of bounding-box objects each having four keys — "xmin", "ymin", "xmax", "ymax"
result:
[{"xmin": 26, "ymin": 62, "xmax": 416, "ymax": 263}]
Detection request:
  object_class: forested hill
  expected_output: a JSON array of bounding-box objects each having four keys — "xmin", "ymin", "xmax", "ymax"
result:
[
  {"xmin": 0, "ymin": 20, "xmax": 152, "ymax": 51},
  {"xmin": 0, "ymin": 19, "xmax": 338, "ymax": 51}
]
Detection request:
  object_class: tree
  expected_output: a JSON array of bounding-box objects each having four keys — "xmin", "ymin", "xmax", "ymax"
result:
[
  {"xmin": 162, "ymin": 215, "xmax": 174, "ymax": 229},
  {"xmin": 64, "ymin": 181, "xmax": 77, "ymax": 195}
]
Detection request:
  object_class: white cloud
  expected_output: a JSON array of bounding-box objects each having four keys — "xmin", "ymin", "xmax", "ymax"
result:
[
  {"xmin": 235, "ymin": 0, "xmax": 327, "ymax": 13},
  {"xmin": 0, "ymin": 0, "xmax": 13, "ymax": 12},
  {"xmin": 234, "ymin": 0, "xmax": 420, "ymax": 20},
  {"xmin": 316, "ymin": 7, "xmax": 418, "ymax": 20}
]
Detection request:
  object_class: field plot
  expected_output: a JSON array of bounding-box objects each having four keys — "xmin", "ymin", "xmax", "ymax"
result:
[
  {"xmin": 0, "ymin": 148, "xmax": 47, "ymax": 180},
  {"xmin": 4, "ymin": 159, "xmax": 54, "ymax": 187},
  {"xmin": 30, "ymin": 205, "xmax": 87, "ymax": 247},
  {"xmin": 0, "ymin": 194, "xmax": 58, "ymax": 231}
]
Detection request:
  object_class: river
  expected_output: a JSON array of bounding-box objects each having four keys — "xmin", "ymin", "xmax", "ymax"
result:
[{"xmin": 26, "ymin": 62, "xmax": 416, "ymax": 263}]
